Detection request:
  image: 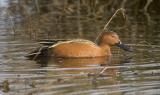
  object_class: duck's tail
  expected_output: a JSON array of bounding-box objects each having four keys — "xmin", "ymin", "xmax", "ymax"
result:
[
  {"xmin": 26, "ymin": 39, "xmax": 70, "ymax": 60},
  {"xmin": 26, "ymin": 46, "xmax": 49, "ymax": 60}
]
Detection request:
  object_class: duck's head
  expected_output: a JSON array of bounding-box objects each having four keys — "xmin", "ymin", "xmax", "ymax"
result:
[{"xmin": 98, "ymin": 31, "xmax": 132, "ymax": 52}]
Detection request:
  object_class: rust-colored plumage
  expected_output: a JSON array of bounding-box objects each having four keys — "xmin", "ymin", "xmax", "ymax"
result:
[
  {"xmin": 27, "ymin": 31, "xmax": 132, "ymax": 59},
  {"xmin": 48, "ymin": 32, "xmax": 123, "ymax": 58}
]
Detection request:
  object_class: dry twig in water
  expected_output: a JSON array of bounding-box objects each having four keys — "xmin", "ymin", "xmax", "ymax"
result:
[
  {"xmin": 95, "ymin": 8, "xmax": 126, "ymax": 42},
  {"xmin": 96, "ymin": 8, "xmax": 126, "ymax": 75}
]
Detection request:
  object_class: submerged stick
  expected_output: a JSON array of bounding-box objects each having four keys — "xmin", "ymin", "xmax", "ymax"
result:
[
  {"xmin": 6, "ymin": 9, "xmax": 16, "ymax": 37},
  {"xmin": 95, "ymin": 8, "xmax": 126, "ymax": 42}
]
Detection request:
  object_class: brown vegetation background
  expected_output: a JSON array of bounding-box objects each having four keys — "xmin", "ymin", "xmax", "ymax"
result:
[{"xmin": 5, "ymin": 0, "xmax": 160, "ymax": 43}]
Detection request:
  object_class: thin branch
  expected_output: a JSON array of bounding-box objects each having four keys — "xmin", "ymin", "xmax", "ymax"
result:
[{"xmin": 95, "ymin": 8, "xmax": 126, "ymax": 42}]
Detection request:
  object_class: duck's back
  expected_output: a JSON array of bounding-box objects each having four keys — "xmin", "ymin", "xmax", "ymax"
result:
[{"xmin": 49, "ymin": 39, "xmax": 105, "ymax": 58}]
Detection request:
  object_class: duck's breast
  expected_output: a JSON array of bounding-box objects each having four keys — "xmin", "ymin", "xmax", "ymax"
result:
[{"xmin": 49, "ymin": 40, "xmax": 106, "ymax": 57}]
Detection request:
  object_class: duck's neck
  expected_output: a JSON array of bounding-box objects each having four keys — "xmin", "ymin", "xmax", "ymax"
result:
[{"xmin": 98, "ymin": 43, "xmax": 112, "ymax": 56}]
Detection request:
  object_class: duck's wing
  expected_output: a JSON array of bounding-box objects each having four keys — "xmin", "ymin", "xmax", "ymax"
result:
[
  {"xmin": 49, "ymin": 39, "xmax": 96, "ymax": 48},
  {"xmin": 26, "ymin": 39, "xmax": 96, "ymax": 60},
  {"xmin": 38, "ymin": 39, "xmax": 71, "ymax": 46}
]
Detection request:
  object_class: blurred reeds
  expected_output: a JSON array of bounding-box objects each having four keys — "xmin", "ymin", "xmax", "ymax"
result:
[{"xmin": 6, "ymin": 0, "xmax": 159, "ymax": 41}]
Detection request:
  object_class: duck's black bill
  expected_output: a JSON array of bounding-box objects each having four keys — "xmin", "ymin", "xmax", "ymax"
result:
[{"xmin": 116, "ymin": 42, "xmax": 133, "ymax": 52}]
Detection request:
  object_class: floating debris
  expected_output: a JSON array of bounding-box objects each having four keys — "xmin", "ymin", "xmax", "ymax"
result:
[
  {"xmin": 29, "ymin": 81, "xmax": 36, "ymax": 88},
  {"xmin": 2, "ymin": 80, "xmax": 10, "ymax": 93}
]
